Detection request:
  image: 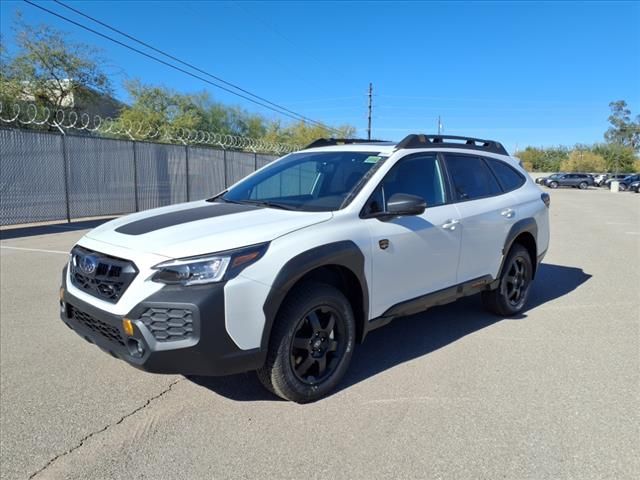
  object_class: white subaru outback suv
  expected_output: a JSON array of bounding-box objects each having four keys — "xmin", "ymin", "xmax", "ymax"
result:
[{"xmin": 60, "ymin": 134, "xmax": 550, "ymax": 403}]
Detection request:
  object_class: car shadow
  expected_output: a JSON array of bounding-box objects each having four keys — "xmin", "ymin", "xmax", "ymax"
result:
[
  {"xmin": 187, "ymin": 263, "xmax": 591, "ymax": 402},
  {"xmin": 0, "ymin": 218, "xmax": 114, "ymax": 240}
]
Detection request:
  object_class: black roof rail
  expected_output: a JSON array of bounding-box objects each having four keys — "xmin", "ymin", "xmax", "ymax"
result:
[
  {"xmin": 304, "ymin": 138, "xmax": 390, "ymax": 149},
  {"xmin": 395, "ymin": 134, "xmax": 509, "ymax": 156}
]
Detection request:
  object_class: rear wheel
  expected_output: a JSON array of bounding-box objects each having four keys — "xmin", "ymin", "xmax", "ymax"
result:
[
  {"xmin": 257, "ymin": 282, "xmax": 355, "ymax": 403},
  {"xmin": 482, "ymin": 244, "xmax": 533, "ymax": 316},
  {"xmin": 579, "ymin": 181, "xmax": 588, "ymax": 189},
  {"xmin": 549, "ymin": 181, "xmax": 559, "ymax": 189}
]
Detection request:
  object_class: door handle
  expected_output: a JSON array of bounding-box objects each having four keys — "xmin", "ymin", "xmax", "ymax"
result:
[
  {"xmin": 441, "ymin": 219, "xmax": 460, "ymax": 230},
  {"xmin": 501, "ymin": 209, "xmax": 515, "ymax": 219}
]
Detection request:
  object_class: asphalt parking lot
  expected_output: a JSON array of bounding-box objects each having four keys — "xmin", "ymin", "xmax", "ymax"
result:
[{"xmin": 1, "ymin": 188, "xmax": 639, "ymax": 480}]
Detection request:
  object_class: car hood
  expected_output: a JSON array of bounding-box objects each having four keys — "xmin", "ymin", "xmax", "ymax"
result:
[{"xmin": 85, "ymin": 200, "xmax": 333, "ymax": 258}]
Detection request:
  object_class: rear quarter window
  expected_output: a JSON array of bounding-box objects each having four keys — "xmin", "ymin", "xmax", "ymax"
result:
[
  {"xmin": 445, "ymin": 154, "xmax": 502, "ymax": 201},
  {"xmin": 485, "ymin": 158, "xmax": 526, "ymax": 192}
]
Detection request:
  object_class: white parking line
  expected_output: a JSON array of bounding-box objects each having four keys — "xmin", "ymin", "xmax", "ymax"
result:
[{"xmin": 0, "ymin": 246, "xmax": 69, "ymax": 255}]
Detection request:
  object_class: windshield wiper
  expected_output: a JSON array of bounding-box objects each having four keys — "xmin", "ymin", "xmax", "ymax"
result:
[{"xmin": 236, "ymin": 200, "xmax": 298, "ymax": 210}]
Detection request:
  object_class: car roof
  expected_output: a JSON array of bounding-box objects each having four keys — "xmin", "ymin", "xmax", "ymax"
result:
[
  {"xmin": 302, "ymin": 134, "xmax": 510, "ymax": 157},
  {"xmin": 302, "ymin": 143, "xmax": 397, "ymax": 155}
]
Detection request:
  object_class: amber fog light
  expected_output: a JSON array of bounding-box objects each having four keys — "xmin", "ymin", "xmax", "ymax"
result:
[{"xmin": 122, "ymin": 318, "xmax": 134, "ymax": 337}]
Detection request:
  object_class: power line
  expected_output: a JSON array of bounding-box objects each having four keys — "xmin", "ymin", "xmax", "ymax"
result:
[
  {"xmin": 21, "ymin": 0, "xmax": 336, "ymax": 132},
  {"xmin": 51, "ymin": 0, "xmax": 328, "ymax": 127}
]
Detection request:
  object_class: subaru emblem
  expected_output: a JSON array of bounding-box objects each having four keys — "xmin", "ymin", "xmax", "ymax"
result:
[{"xmin": 79, "ymin": 255, "xmax": 98, "ymax": 275}]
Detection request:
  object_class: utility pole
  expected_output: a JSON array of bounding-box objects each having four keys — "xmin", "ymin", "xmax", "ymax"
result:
[
  {"xmin": 437, "ymin": 115, "xmax": 442, "ymax": 135},
  {"xmin": 367, "ymin": 83, "xmax": 373, "ymax": 140}
]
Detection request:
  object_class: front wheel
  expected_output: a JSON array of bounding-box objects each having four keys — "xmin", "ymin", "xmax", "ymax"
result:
[
  {"xmin": 482, "ymin": 244, "xmax": 533, "ymax": 316},
  {"xmin": 549, "ymin": 181, "xmax": 559, "ymax": 189},
  {"xmin": 257, "ymin": 282, "xmax": 355, "ymax": 403}
]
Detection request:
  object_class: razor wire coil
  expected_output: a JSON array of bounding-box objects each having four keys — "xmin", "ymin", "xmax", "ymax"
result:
[{"xmin": 0, "ymin": 101, "xmax": 300, "ymax": 154}]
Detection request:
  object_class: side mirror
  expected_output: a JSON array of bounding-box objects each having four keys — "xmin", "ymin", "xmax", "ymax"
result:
[{"xmin": 386, "ymin": 193, "xmax": 427, "ymax": 216}]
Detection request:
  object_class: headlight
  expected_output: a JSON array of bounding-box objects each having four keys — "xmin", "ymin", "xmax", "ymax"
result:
[{"xmin": 151, "ymin": 243, "xmax": 268, "ymax": 286}]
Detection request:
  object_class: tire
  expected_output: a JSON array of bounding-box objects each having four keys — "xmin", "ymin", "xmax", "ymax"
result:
[
  {"xmin": 578, "ymin": 182, "xmax": 588, "ymax": 190},
  {"xmin": 482, "ymin": 244, "xmax": 533, "ymax": 316},
  {"xmin": 256, "ymin": 282, "xmax": 356, "ymax": 403},
  {"xmin": 549, "ymin": 181, "xmax": 559, "ymax": 189}
]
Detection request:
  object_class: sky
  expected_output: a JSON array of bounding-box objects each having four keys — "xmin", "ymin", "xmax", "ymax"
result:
[{"xmin": 1, "ymin": 0, "xmax": 639, "ymax": 153}]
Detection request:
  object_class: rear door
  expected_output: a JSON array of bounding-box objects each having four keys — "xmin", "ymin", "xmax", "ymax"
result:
[
  {"xmin": 564, "ymin": 174, "xmax": 577, "ymax": 186},
  {"xmin": 443, "ymin": 153, "xmax": 515, "ymax": 282}
]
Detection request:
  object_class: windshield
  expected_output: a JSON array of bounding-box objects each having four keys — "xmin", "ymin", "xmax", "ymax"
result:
[
  {"xmin": 216, "ymin": 151, "xmax": 387, "ymax": 212},
  {"xmin": 549, "ymin": 174, "xmax": 562, "ymax": 179}
]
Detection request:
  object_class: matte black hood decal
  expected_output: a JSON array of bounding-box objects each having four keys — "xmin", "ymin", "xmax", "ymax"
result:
[{"xmin": 115, "ymin": 203, "xmax": 261, "ymax": 236}]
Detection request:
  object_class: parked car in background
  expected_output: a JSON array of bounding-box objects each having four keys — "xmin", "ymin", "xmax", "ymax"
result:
[
  {"xmin": 538, "ymin": 173, "xmax": 562, "ymax": 185},
  {"xmin": 615, "ymin": 174, "xmax": 640, "ymax": 191},
  {"xmin": 594, "ymin": 173, "xmax": 609, "ymax": 187},
  {"xmin": 535, "ymin": 173, "xmax": 570, "ymax": 185},
  {"xmin": 603, "ymin": 174, "xmax": 629, "ymax": 188},
  {"xmin": 629, "ymin": 180, "xmax": 640, "ymax": 193},
  {"xmin": 544, "ymin": 173, "xmax": 594, "ymax": 189}
]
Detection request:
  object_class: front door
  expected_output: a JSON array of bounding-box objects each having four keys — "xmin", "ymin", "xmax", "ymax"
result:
[{"xmin": 363, "ymin": 153, "xmax": 462, "ymax": 318}]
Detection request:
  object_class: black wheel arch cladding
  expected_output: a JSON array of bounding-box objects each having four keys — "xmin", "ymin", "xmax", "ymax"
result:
[
  {"xmin": 261, "ymin": 241, "xmax": 369, "ymax": 351},
  {"xmin": 500, "ymin": 217, "xmax": 538, "ymax": 279}
]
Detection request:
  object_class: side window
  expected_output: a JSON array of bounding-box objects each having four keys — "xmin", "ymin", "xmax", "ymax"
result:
[
  {"xmin": 365, "ymin": 154, "xmax": 446, "ymax": 214},
  {"xmin": 485, "ymin": 158, "xmax": 526, "ymax": 192},
  {"xmin": 445, "ymin": 154, "xmax": 502, "ymax": 201}
]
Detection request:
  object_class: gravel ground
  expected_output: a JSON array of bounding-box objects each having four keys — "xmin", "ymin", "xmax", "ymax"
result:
[{"xmin": 1, "ymin": 187, "xmax": 638, "ymax": 480}]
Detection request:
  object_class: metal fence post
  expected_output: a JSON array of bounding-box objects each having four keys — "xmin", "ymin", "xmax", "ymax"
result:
[
  {"xmin": 61, "ymin": 134, "xmax": 71, "ymax": 223},
  {"xmin": 132, "ymin": 141, "xmax": 140, "ymax": 212},
  {"xmin": 254, "ymin": 152, "xmax": 258, "ymax": 171},
  {"xmin": 223, "ymin": 149, "xmax": 228, "ymax": 188},
  {"xmin": 185, "ymin": 144, "xmax": 191, "ymax": 201}
]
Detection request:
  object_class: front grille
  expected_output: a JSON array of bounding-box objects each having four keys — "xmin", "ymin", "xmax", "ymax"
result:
[
  {"xmin": 140, "ymin": 308, "xmax": 194, "ymax": 342},
  {"xmin": 69, "ymin": 305, "xmax": 125, "ymax": 346},
  {"xmin": 69, "ymin": 246, "xmax": 138, "ymax": 303}
]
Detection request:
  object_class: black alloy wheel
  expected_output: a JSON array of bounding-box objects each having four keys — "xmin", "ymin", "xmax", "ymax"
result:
[
  {"xmin": 256, "ymin": 282, "xmax": 355, "ymax": 403},
  {"xmin": 481, "ymin": 244, "xmax": 533, "ymax": 316},
  {"xmin": 503, "ymin": 256, "xmax": 530, "ymax": 309},
  {"xmin": 290, "ymin": 305, "xmax": 345, "ymax": 384}
]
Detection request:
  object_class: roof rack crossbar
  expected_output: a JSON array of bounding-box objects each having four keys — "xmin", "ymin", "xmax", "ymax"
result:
[
  {"xmin": 395, "ymin": 134, "xmax": 508, "ymax": 155},
  {"xmin": 304, "ymin": 138, "xmax": 390, "ymax": 149}
]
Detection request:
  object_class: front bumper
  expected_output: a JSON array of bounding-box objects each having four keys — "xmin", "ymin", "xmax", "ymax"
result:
[{"xmin": 60, "ymin": 267, "xmax": 265, "ymax": 376}]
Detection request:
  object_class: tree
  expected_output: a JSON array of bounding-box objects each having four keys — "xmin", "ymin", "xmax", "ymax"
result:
[
  {"xmin": 116, "ymin": 80, "xmax": 356, "ymax": 145},
  {"xmin": 265, "ymin": 120, "xmax": 355, "ymax": 147},
  {"xmin": 604, "ymin": 100, "xmax": 640, "ymax": 151},
  {"xmin": 0, "ymin": 18, "xmax": 112, "ymax": 110},
  {"xmin": 560, "ymin": 150, "xmax": 606, "ymax": 172},
  {"xmin": 115, "ymin": 81, "xmax": 210, "ymax": 139},
  {"xmin": 514, "ymin": 146, "xmax": 568, "ymax": 172},
  {"xmin": 591, "ymin": 143, "xmax": 638, "ymax": 173}
]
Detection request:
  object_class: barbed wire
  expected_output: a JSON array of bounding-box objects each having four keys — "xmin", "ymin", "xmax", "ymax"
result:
[{"xmin": 0, "ymin": 101, "xmax": 300, "ymax": 154}]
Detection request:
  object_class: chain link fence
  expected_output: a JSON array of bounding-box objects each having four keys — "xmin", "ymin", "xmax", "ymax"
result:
[{"xmin": 0, "ymin": 127, "xmax": 278, "ymax": 226}]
